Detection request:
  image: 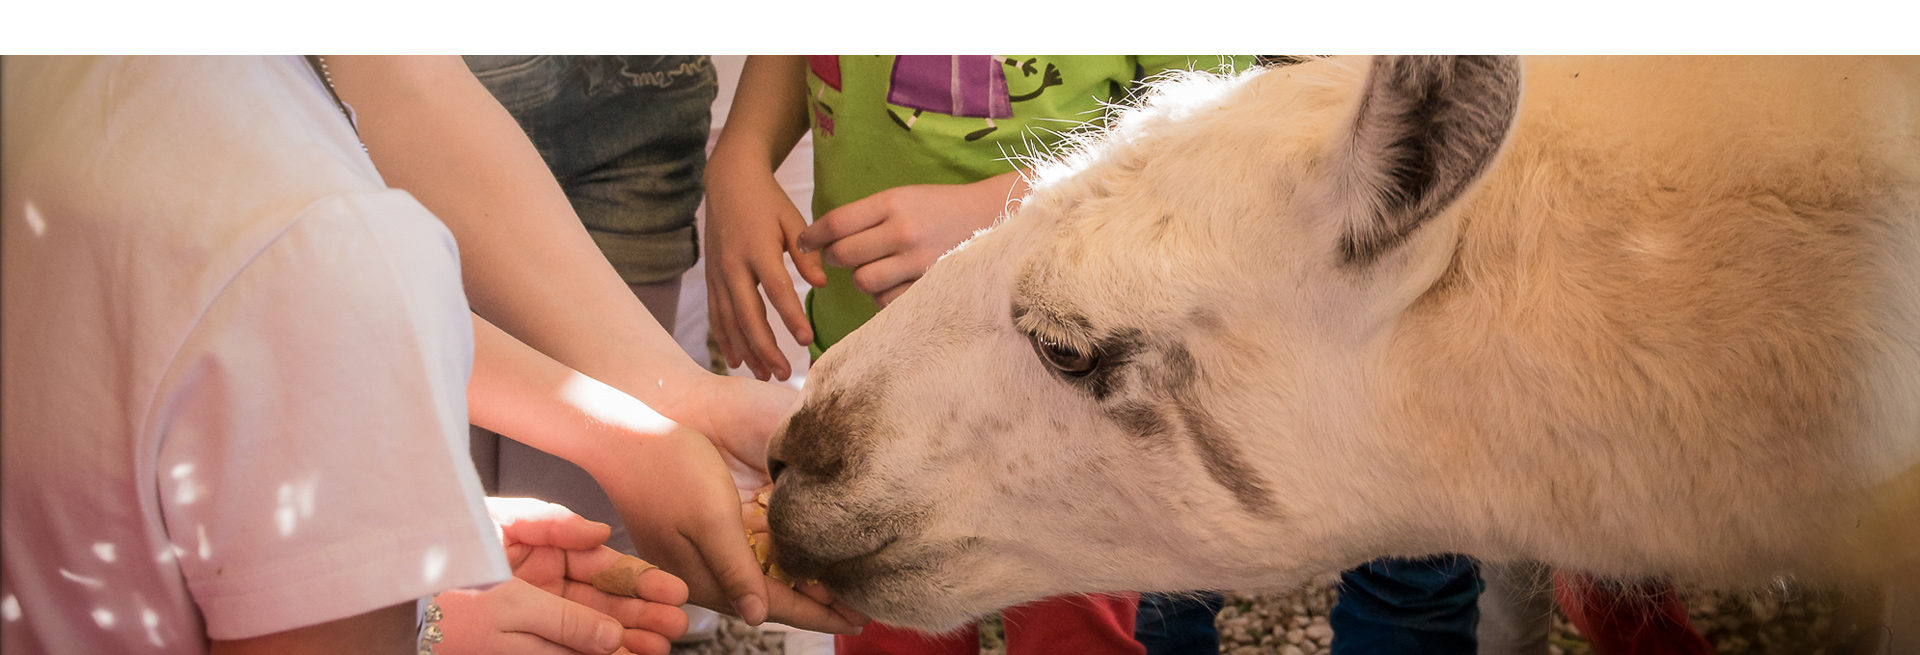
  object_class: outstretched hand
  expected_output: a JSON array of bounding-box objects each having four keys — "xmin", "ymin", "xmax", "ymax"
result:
[
  {"xmin": 465, "ymin": 318, "xmax": 863, "ymax": 638},
  {"xmin": 797, "ymin": 171, "xmax": 1029, "ymax": 308},
  {"xmin": 585, "ymin": 418, "xmax": 868, "ymax": 636},
  {"xmin": 433, "ymin": 497, "xmax": 689, "ymax": 655}
]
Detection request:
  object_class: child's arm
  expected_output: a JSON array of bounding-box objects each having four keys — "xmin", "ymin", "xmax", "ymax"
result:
[
  {"xmin": 322, "ymin": 55, "xmax": 720, "ymax": 427},
  {"xmin": 319, "ymin": 55, "xmax": 854, "ymax": 633},
  {"xmin": 704, "ymin": 55, "xmax": 822, "ymax": 381},
  {"xmin": 467, "ymin": 315, "xmax": 867, "ymax": 635},
  {"xmin": 209, "ymin": 604, "xmax": 416, "ymax": 655},
  {"xmin": 324, "ymin": 52, "xmax": 796, "ymax": 530},
  {"xmin": 796, "ymin": 171, "xmax": 1032, "ymax": 307}
]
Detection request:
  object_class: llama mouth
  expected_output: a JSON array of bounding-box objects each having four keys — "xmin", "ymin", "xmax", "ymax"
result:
[
  {"xmin": 791, "ymin": 534, "xmax": 978, "ymax": 594},
  {"xmin": 797, "ymin": 535, "xmax": 906, "ymax": 584}
]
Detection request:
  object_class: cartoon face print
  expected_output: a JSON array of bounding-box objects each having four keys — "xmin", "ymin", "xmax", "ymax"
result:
[{"xmin": 884, "ymin": 56, "xmax": 1065, "ymax": 142}]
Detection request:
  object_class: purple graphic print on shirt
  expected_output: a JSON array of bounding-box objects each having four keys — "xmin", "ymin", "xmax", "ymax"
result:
[{"xmin": 886, "ymin": 55, "xmax": 1013, "ymax": 119}]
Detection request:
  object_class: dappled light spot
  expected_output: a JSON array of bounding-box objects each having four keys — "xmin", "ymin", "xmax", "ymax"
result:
[
  {"xmin": 274, "ymin": 476, "xmax": 319, "ymax": 537},
  {"xmin": 91, "ymin": 607, "xmax": 114, "ymax": 629},
  {"xmin": 59, "ymin": 568, "xmax": 104, "ymax": 589},
  {"xmin": 142, "ymin": 607, "xmax": 164, "ymax": 647},
  {"xmin": 421, "ymin": 546, "xmax": 447, "ymax": 585},
  {"xmin": 170, "ymin": 463, "xmax": 201, "ymax": 505},
  {"xmin": 275, "ymin": 485, "xmax": 296, "ymax": 536},
  {"xmin": 23, "ymin": 200, "xmax": 46, "ymax": 237},
  {"xmin": 3, "ymin": 594, "xmax": 19, "ymax": 622},
  {"xmin": 196, "ymin": 524, "xmax": 211, "ymax": 561},
  {"xmin": 562, "ymin": 373, "xmax": 677, "ymax": 434},
  {"xmin": 93, "ymin": 542, "xmax": 116, "ymax": 563},
  {"xmin": 174, "ymin": 479, "xmax": 202, "ymax": 506}
]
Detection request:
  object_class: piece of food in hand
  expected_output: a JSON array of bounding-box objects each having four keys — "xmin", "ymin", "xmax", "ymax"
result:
[
  {"xmin": 747, "ymin": 489, "xmax": 800, "ymax": 585},
  {"xmin": 588, "ymin": 554, "xmax": 659, "ymax": 598}
]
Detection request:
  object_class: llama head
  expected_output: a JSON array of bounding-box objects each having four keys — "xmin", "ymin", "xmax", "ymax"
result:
[{"xmin": 766, "ymin": 56, "xmax": 1523, "ymax": 630}]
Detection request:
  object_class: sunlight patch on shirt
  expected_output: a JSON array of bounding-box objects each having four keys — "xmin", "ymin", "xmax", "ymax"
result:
[
  {"xmin": 58, "ymin": 568, "xmax": 105, "ymax": 589},
  {"xmin": 422, "ymin": 546, "xmax": 448, "ymax": 585}
]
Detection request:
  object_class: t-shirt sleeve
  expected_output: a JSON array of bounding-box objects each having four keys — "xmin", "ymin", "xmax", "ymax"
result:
[{"xmin": 153, "ymin": 190, "xmax": 508, "ymax": 641}]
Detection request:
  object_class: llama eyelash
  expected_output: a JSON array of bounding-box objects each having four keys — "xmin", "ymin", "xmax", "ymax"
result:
[{"xmin": 1011, "ymin": 305, "xmax": 1096, "ymax": 358}]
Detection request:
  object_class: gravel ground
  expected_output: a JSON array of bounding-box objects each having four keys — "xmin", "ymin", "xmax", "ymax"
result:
[
  {"xmin": 1210, "ymin": 576, "xmax": 1843, "ymax": 655},
  {"xmin": 671, "ymin": 617, "xmax": 788, "ymax": 655},
  {"xmin": 672, "ymin": 577, "xmax": 1847, "ymax": 655}
]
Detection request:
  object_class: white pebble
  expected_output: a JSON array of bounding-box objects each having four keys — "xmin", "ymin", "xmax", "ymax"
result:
[{"xmin": 1305, "ymin": 623, "xmax": 1333, "ymax": 643}]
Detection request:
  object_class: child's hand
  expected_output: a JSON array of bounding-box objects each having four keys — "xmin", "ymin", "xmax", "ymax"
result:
[
  {"xmin": 664, "ymin": 372, "xmax": 797, "ymax": 477},
  {"xmin": 703, "ymin": 159, "xmax": 824, "ymax": 381},
  {"xmin": 587, "ymin": 421, "xmax": 868, "ymax": 635},
  {"xmin": 433, "ymin": 497, "xmax": 690, "ymax": 655},
  {"xmin": 797, "ymin": 171, "xmax": 1029, "ymax": 308}
]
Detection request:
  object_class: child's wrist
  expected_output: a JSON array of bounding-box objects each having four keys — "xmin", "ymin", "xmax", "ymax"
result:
[
  {"xmin": 707, "ymin": 140, "xmax": 779, "ymax": 176},
  {"xmin": 556, "ymin": 375, "xmax": 682, "ymax": 463}
]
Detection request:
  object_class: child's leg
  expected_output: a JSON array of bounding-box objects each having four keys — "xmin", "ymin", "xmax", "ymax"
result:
[
  {"xmin": 1003, "ymin": 594, "xmax": 1146, "ymax": 655},
  {"xmin": 834, "ymin": 622, "xmax": 979, "ymax": 655},
  {"xmin": 1477, "ymin": 560, "xmax": 1555, "ymax": 654},
  {"xmin": 1552, "ymin": 571, "xmax": 1712, "ymax": 655},
  {"xmin": 1329, "ymin": 554, "xmax": 1483, "ymax": 654},
  {"xmin": 1135, "ymin": 592, "xmax": 1225, "ymax": 655}
]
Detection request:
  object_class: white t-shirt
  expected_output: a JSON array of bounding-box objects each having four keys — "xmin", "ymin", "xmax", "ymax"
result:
[{"xmin": 1, "ymin": 56, "xmax": 509, "ymax": 652}]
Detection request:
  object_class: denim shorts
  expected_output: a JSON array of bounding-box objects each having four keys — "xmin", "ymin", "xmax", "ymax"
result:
[{"xmin": 465, "ymin": 55, "xmax": 716, "ymax": 285}]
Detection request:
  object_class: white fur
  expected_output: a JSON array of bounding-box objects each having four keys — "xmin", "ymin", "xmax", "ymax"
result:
[{"xmin": 769, "ymin": 56, "xmax": 1920, "ymax": 632}]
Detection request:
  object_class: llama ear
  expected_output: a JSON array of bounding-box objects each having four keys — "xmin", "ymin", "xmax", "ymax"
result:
[{"xmin": 1331, "ymin": 55, "xmax": 1522, "ymax": 266}]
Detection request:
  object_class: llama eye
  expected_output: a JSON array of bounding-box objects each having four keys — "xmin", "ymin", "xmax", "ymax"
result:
[{"xmin": 1030, "ymin": 335, "xmax": 1097, "ymax": 377}]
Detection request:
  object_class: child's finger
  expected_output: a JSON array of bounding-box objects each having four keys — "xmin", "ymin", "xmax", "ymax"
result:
[
  {"xmin": 797, "ymin": 198, "xmax": 886, "ymax": 253},
  {"xmin": 780, "ymin": 211, "xmax": 830, "ymax": 289},
  {"xmin": 791, "ymin": 246, "xmax": 829, "ymax": 290},
  {"xmin": 850, "ymin": 257, "xmax": 919, "ymax": 300},
  {"xmin": 618, "ymin": 628, "xmax": 673, "ymax": 655},
  {"xmin": 723, "ymin": 274, "xmax": 785, "ymax": 380},
  {"xmin": 577, "ymin": 550, "xmax": 692, "ymax": 608},
  {"xmin": 487, "ymin": 497, "xmax": 613, "ymax": 551},
  {"xmin": 761, "ymin": 581, "xmax": 869, "ymax": 634},
  {"xmin": 557, "ymin": 584, "xmax": 690, "ymax": 642},
  {"xmin": 752, "ymin": 256, "xmax": 814, "ymax": 358},
  {"xmin": 688, "ymin": 515, "xmax": 773, "ymax": 626},
  {"xmin": 706, "ymin": 271, "xmax": 746, "ymax": 370},
  {"xmin": 874, "ymin": 283, "xmax": 912, "ymax": 308},
  {"xmin": 794, "ymin": 579, "xmax": 836, "ymax": 606},
  {"xmin": 489, "ymin": 632, "xmax": 601, "ymax": 655},
  {"xmin": 490, "ymin": 578, "xmax": 627, "ymax": 655}
]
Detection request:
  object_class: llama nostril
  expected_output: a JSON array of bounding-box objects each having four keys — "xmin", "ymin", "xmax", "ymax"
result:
[{"xmin": 767, "ymin": 456, "xmax": 788, "ymax": 483}]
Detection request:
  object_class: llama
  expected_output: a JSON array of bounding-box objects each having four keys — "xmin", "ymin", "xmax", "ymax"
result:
[{"xmin": 762, "ymin": 56, "xmax": 1920, "ymax": 633}]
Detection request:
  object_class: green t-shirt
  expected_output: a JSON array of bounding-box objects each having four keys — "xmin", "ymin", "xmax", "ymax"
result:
[{"xmin": 802, "ymin": 55, "xmax": 1256, "ymax": 356}]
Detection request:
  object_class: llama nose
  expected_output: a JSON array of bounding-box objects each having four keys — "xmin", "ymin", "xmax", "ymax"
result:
[
  {"xmin": 765, "ymin": 393, "xmax": 862, "ymax": 482},
  {"xmin": 769, "ymin": 472, "xmax": 912, "ymax": 580},
  {"xmin": 767, "ymin": 455, "xmax": 789, "ymax": 484}
]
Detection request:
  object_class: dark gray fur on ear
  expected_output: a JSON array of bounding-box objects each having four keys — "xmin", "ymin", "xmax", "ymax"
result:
[{"xmin": 1337, "ymin": 55, "xmax": 1522, "ymax": 266}]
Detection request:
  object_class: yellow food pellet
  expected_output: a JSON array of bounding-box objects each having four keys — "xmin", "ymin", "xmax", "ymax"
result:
[{"xmin": 747, "ymin": 489, "xmax": 801, "ymax": 585}]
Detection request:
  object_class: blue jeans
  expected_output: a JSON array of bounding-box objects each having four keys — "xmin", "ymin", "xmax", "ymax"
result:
[
  {"xmin": 463, "ymin": 55, "xmax": 716, "ymax": 285},
  {"xmin": 1330, "ymin": 555, "xmax": 1482, "ymax": 654},
  {"xmin": 1135, "ymin": 591, "xmax": 1225, "ymax": 655}
]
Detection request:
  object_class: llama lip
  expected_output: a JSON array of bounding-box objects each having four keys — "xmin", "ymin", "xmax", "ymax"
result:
[
  {"xmin": 767, "ymin": 476, "xmax": 937, "ymax": 581},
  {"xmin": 789, "ymin": 534, "xmax": 904, "ymax": 585},
  {"xmin": 794, "ymin": 534, "xmax": 971, "ymax": 592},
  {"xmin": 826, "ymin": 535, "xmax": 898, "ymax": 571}
]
